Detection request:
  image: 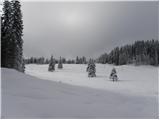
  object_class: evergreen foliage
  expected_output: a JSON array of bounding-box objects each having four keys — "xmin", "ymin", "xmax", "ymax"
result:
[
  {"xmin": 48, "ymin": 55, "xmax": 55, "ymax": 72},
  {"xmin": 25, "ymin": 57, "xmax": 46, "ymax": 64},
  {"xmin": 110, "ymin": 68, "xmax": 118, "ymax": 82},
  {"xmin": 2, "ymin": 0, "xmax": 13, "ymax": 68},
  {"xmin": 25, "ymin": 56, "xmax": 86, "ymax": 65},
  {"xmin": 76, "ymin": 56, "xmax": 79, "ymax": 64},
  {"xmin": 61, "ymin": 57, "xmax": 66, "ymax": 64},
  {"xmin": 76, "ymin": 56, "xmax": 87, "ymax": 64},
  {"xmin": 66, "ymin": 59, "xmax": 75, "ymax": 64},
  {"xmin": 21, "ymin": 58, "xmax": 25, "ymax": 73},
  {"xmin": 58, "ymin": 56, "xmax": 63, "ymax": 69},
  {"xmin": 1, "ymin": 0, "xmax": 24, "ymax": 72},
  {"xmin": 45, "ymin": 58, "xmax": 50, "ymax": 64},
  {"xmin": 97, "ymin": 39, "xmax": 159, "ymax": 66},
  {"xmin": 87, "ymin": 59, "xmax": 96, "ymax": 77}
]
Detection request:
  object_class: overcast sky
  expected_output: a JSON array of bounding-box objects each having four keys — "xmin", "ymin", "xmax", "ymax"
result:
[{"xmin": 22, "ymin": 1, "xmax": 158, "ymax": 59}]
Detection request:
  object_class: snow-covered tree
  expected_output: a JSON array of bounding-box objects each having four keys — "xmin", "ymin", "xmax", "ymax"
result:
[
  {"xmin": 97, "ymin": 53, "xmax": 108, "ymax": 64},
  {"xmin": 82, "ymin": 56, "xmax": 87, "ymax": 64},
  {"xmin": 1, "ymin": 0, "xmax": 24, "ymax": 72},
  {"xmin": 87, "ymin": 59, "xmax": 96, "ymax": 77},
  {"xmin": 1, "ymin": 0, "xmax": 13, "ymax": 68},
  {"xmin": 12, "ymin": 0, "xmax": 24, "ymax": 71},
  {"xmin": 48, "ymin": 55, "xmax": 55, "ymax": 72},
  {"xmin": 45, "ymin": 58, "xmax": 50, "ymax": 64},
  {"xmin": 76, "ymin": 56, "xmax": 79, "ymax": 64},
  {"xmin": 109, "ymin": 68, "xmax": 118, "ymax": 82},
  {"xmin": 58, "ymin": 56, "xmax": 63, "ymax": 69},
  {"xmin": 98, "ymin": 39, "xmax": 159, "ymax": 66}
]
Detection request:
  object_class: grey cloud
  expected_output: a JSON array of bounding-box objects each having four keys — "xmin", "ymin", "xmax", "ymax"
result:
[{"xmin": 22, "ymin": 1, "xmax": 158, "ymax": 59}]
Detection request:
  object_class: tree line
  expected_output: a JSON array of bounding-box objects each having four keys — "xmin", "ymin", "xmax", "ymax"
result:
[
  {"xmin": 25, "ymin": 39, "xmax": 159, "ymax": 67},
  {"xmin": 97, "ymin": 39, "xmax": 159, "ymax": 66},
  {"xmin": 25, "ymin": 56, "xmax": 87, "ymax": 65},
  {"xmin": 1, "ymin": 0, "xmax": 25, "ymax": 72}
]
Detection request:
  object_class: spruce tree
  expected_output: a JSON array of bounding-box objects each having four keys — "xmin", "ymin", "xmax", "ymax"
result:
[
  {"xmin": 87, "ymin": 59, "xmax": 96, "ymax": 77},
  {"xmin": 12, "ymin": 0, "xmax": 24, "ymax": 71},
  {"xmin": 45, "ymin": 58, "xmax": 49, "ymax": 64},
  {"xmin": 48, "ymin": 55, "xmax": 55, "ymax": 72},
  {"xmin": 82, "ymin": 56, "xmax": 87, "ymax": 64},
  {"xmin": 76, "ymin": 56, "xmax": 79, "ymax": 64},
  {"xmin": 109, "ymin": 68, "xmax": 118, "ymax": 82},
  {"xmin": 58, "ymin": 56, "xmax": 63, "ymax": 69},
  {"xmin": 1, "ymin": 0, "xmax": 24, "ymax": 72},
  {"xmin": 1, "ymin": 0, "xmax": 13, "ymax": 68}
]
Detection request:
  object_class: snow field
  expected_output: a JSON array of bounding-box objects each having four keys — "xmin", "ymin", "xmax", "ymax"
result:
[
  {"xmin": 25, "ymin": 64, "xmax": 158, "ymax": 97},
  {"xmin": 2, "ymin": 64, "xmax": 158, "ymax": 118}
]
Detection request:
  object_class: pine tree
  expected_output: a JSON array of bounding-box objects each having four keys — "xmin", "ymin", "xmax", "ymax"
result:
[
  {"xmin": 98, "ymin": 53, "xmax": 108, "ymax": 64},
  {"xmin": 12, "ymin": 0, "xmax": 24, "ymax": 71},
  {"xmin": 109, "ymin": 68, "xmax": 118, "ymax": 82},
  {"xmin": 87, "ymin": 59, "xmax": 96, "ymax": 77},
  {"xmin": 62, "ymin": 58, "xmax": 66, "ymax": 64},
  {"xmin": 82, "ymin": 56, "xmax": 87, "ymax": 64},
  {"xmin": 76, "ymin": 56, "xmax": 79, "ymax": 64},
  {"xmin": 1, "ymin": 0, "xmax": 24, "ymax": 72},
  {"xmin": 58, "ymin": 56, "xmax": 63, "ymax": 69},
  {"xmin": 45, "ymin": 58, "xmax": 49, "ymax": 64},
  {"xmin": 1, "ymin": 0, "xmax": 13, "ymax": 68},
  {"xmin": 48, "ymin": 55, "xmax": 55, "ymax": 72}
]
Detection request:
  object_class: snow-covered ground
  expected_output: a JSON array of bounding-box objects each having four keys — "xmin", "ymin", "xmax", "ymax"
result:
[
  {"xmin": 1, "ymin": 64, "xmax": 158, "ymax": 118},
  {"xmin": 26, "ymin": 64, "xmax": 158, "ymax": 97}
]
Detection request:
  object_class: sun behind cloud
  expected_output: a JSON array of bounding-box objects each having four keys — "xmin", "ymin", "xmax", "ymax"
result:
[{"xmin": 59, "ymin": 11, "xmax": 88, "ymax": 29}]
